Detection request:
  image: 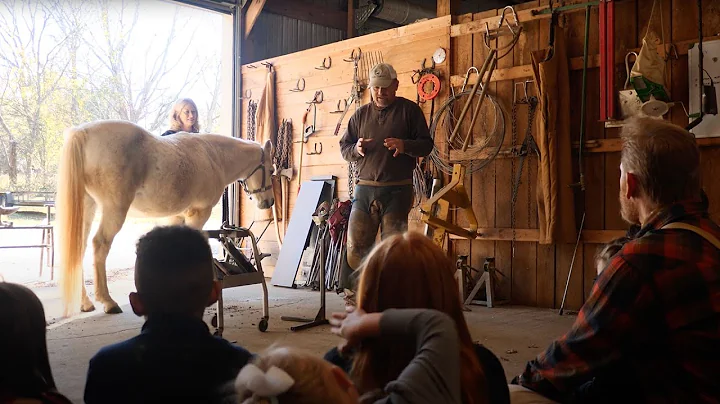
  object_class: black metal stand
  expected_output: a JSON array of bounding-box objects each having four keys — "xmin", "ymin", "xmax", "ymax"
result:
[{"xmin": 281, "ymin": 211, "xmax": 329, "ymax": 331}]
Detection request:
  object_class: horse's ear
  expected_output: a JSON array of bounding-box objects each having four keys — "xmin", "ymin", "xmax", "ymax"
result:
[{"xmin": 264, "ymin": 139, "xmax": 273, "ymax": 156}]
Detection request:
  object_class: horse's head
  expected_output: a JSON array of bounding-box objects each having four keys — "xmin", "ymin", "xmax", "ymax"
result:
[{"xmin": 241, "ymin": 139, "xmax": 275, "ymax": 210}]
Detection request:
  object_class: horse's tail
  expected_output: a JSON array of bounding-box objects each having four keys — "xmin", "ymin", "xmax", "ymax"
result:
[{"xmin": 57, "ymin": 126, "xmax": 87, "ymax": 316}]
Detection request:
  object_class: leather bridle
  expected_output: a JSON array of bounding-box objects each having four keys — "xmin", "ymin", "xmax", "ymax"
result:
[{"xmin": 240, "ymin": 148, "xmax": 273, "ymax": 196}]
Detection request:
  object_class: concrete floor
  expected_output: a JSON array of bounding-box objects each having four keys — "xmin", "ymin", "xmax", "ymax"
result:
[
  {"xmin": 44, "ymin": 275, "xmax": 577, "ymax": 403},
  {"xmin": 2, "ymin": 220, "xmax": 576, "ymax": 403}
]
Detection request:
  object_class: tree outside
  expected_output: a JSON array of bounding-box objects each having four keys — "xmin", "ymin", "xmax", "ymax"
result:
[{"xmin": 0, "ymin": 0, "xmax": 225, "ymax": 192}]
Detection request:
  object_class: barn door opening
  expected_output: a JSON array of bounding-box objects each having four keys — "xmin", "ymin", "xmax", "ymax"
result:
[{"xmin": 165, "ymin": 0, "xmax": 242, "ymax": 228}]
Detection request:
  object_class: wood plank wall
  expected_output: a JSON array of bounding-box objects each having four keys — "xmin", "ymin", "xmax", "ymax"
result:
[
  {"xmin": 240, "ymin": 17, "xmax": 452, "ymax": 274},
  {"xmin": 241, "ymin": 0, "xmax": 720, "ymax": 310}
]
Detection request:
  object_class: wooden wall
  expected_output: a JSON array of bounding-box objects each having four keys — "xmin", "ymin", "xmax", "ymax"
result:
[
  {"xmin": 240, "ymin": 17, "xmax": 452, "ymax": 274},
  {"xmin": 241, "ymin": 0, "xmax": 720, "ymax": 311}
]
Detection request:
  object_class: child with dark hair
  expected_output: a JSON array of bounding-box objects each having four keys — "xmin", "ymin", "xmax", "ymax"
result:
[
  {"xmin": 84, "ymin": 225, "xmax": 253, "ymax": 404},
  {"xmin": 0, "ymin": 282, "xmax": 72, "ymax": 404}
]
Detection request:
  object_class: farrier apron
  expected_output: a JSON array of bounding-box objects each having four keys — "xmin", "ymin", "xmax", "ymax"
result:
[{"xmin": 531, "ymin": 28, "xmax": 577, "ymax": 244}]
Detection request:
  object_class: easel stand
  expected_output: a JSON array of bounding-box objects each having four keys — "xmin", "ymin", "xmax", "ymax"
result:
[{"xmin": 281, "ymin": 210, "xmax": 330, "ymax": 331}]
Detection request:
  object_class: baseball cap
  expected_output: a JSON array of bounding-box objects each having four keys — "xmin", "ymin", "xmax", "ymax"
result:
[{"xmin": 369, "ymin": 63, "xmax": 397, "ymax": 88}]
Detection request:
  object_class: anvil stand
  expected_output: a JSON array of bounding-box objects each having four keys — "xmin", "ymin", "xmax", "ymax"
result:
[{"xmin": 281, "ymin": 207, "xmax": 330, "ymax": 332}]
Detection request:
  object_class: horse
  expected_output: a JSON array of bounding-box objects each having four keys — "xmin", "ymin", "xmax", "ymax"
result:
[{"xmin": 56, "ymin": 120, "xmax": 275, "ymax": 315}]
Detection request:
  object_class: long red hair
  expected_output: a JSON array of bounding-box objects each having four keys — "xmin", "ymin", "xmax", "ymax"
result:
[{"xmin": 352, "ymin": 232, "xmax": 488, "ymax": 404}]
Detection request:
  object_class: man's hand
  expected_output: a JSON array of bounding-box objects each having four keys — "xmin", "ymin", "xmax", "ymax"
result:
[
  {"xmin": 356, "ymin": 138, "xmax": 373, "ymax": 156},
  {"xmin": 384, "ymin": 138, "xmax": 405, "ymax": 157},
  {"xmin": 330, "ymin": 306, "xmax": 381, "ymax": 353}
]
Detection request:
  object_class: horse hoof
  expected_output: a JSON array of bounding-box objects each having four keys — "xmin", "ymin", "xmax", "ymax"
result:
[
  {"xmin": 81, "ymin": 305, "xmax": 96, "ymax": 313},
  {"xmin": 105, "ymin": 305, "xmax": 123, "ymax": 314}
]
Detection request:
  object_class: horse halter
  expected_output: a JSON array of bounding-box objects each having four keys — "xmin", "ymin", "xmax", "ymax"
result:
[{"xmin": 240, "ymin": 148, "xmax": 273, "ymax": 196}]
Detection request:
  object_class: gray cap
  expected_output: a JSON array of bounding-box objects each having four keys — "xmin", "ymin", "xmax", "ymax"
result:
[{"xmin": 369, "ymin": 63, "xmax": 397, "ymax": 88}]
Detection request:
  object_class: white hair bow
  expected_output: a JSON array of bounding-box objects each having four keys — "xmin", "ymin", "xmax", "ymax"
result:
[{"xmin": 235, "ymin": 364, "xmax": 295, "ymax": 399}]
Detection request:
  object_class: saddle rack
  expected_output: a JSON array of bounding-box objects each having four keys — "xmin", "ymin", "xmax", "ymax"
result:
[
  {"xmin": 420, "ymin": 163, "xmax": 478, "ymax": 247},
  {"xmin": 206, "ymin": 224, "xmax": 270, "ymax": 336}
]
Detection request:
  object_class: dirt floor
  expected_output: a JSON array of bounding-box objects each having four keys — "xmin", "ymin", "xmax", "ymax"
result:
[{"xmin": 1, "ymin": 212, "xmax": 577, "ymax": 403}]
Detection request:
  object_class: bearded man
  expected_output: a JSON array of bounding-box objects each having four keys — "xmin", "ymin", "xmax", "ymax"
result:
[{"xmin": 509, "ymin": 118, "xmax": 720, "ymax": 404}]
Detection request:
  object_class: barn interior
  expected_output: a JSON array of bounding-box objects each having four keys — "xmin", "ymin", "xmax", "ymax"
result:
[{"xmin": 1, "ymin": 0, "xmax": 719, "ymax": 402}]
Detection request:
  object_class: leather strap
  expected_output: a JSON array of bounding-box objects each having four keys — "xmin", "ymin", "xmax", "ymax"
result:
[{"xmin": 661, "ymin": 222, "xmax": 720, "ymax": 250}]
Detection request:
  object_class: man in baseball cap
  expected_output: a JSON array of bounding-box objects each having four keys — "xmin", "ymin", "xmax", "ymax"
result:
[{"xmin": 338, "ymin": 62, "xmax": 434, "ymax": 300}]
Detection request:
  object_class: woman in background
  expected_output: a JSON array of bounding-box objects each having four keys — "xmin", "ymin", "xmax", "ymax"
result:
[
  {"xmin": 0, "ymin": 282, "xmax": 73, "ymax": 404},
  {"xmin": 162, "ymin": 98, "xmax": 200, "ymax": 136}
]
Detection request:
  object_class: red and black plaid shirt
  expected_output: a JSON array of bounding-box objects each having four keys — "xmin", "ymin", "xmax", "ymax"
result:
[{"xmin": 515, "ymin": 199, "xmax": 720, "ymax": 403}]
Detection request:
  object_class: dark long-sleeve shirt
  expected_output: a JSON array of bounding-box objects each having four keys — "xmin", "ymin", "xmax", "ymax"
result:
[
  {"xmin": 339, "ymin": 97, "xmax": 433, "ymax": 184},
  {"xmin": 514, "ymin": 200, "xmax": 720, "ymax": 403},
  {"xmin": 84, "ymin": 315, "xmax": 252, "ymax": 404},
  {"xmin": 373, "ymin": 308, "xmax": 462, "ymax": 404}
]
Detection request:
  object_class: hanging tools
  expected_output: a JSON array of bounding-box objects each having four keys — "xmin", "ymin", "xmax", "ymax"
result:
[
  {"xmin": 449, "ymin": 6, "xmax": 522, "ymax": 152},
  {"xmin": 413, "ymin": 58, "xmax": 442, "ymax": 104},
  {"xmin": 303, "ymin": 90, "xmax": 323, "ymax": 141},
  {"xmin": 297, "ymin": 91, "xmax": 323, "ymax": 193},
  {"xmin": 333, "ymin": 49, "xmax": 383, "ymax": 136}
]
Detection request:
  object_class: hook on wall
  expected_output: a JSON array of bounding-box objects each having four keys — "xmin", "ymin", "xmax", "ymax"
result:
[
  {"xmin": 315, "ymin": 56, "xmax": 332, "ymax": 70},
  {"xmin": 290, "ymin": 77, "xmax": 306, "ymax": 92}
]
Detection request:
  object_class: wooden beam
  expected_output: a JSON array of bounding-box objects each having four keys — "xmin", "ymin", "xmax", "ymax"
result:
[
  {"xmin": 244, "ymin": 0, "xmax": 267, "ymax": 38},
  {"xmin": 347, "ymin": 0, "xmax": 355, "ymax": 38},
  {"xmin": 450, "ymin": 34, "xmax": 720, "ymax": 87},
  {"xmin": 571, "ymin": 136, "xmax": 720, "ymax": 153},
  {"xmin": 437, "ymin": 0, "xmax": 460, "ymax": 17},
  {"xmin": 447, "ymin": 228, "xmax": 627, "ymax": 243},
  {"xmin": 262, "ymin": 0, "xmax": 348, "ymax": 31}
]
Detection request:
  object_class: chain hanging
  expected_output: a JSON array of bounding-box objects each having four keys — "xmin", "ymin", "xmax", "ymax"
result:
[
  {"xmin": 274, "ymin": 119, "xmax": 292, "ymax": 172},
  {"xmin": 509, "ymin": 94, "xmax": 538, "ymax": 258},
  {"xmin": 247, "ymin": 100, "xmax": 258, "ymax": 142}
]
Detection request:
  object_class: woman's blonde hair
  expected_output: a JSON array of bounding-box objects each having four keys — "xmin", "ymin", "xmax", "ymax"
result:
[
  {"xmin": 236, "ymin": 345, "xmax": 351, "ymax": 404},
  {"xmin": 353, "ymin": 231, "xmax": 488, "ymax": 404},
  {"xmin": 168, "ymin": 98, "xmax": 200, "ymax": 132}
]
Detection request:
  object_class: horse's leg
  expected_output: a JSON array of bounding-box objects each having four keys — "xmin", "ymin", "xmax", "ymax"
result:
[
  {"xmin": 80, "ymin": 195, "xmax": 98, "ymax": 312},
  {"xmin": 92, "ymin": 202, "xmax": 130, "ymax": 314},
  {"xmin": 184, "ymin": 207, "xmax": 213, "ymax": 230}
]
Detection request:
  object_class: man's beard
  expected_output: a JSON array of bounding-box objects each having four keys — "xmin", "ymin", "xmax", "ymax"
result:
[{"xmin": 619, "ymin": 194, "xmax": 640, "ymax": 225}]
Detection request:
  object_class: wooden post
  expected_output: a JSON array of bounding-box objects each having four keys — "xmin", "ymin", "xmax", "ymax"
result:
[
  {"xmin": 437, "ymin": 0, "xmax": 460, "ymax": 17},
  {"xmin": 347, "ymin": 0, "xmax": 355, "ymax": 38}
]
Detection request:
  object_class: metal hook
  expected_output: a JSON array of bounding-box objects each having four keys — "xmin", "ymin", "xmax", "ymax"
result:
[
  {"xmin": 460, "ymin": 66, "xmax": 480, "ymax": 93},
  {"xmin": 330, "ymin": 98, "xmax": 348, "ymax": 113},
  {"xmin": 665, "ymin": 43, "xmax": 679, "ymax": 61},
  {"xmin": 243, "ymin": 88, "xmax": 252, "ymax": 99},
  {"xmin": 306, "ymin": 90, "xmax": 323, "ymax": 104},
  {"xmin": 247, "ymin": 64, "xmax": 257, "ymax": 69},
  {"xmin": 624, "ymin": 52, "xmax": 638, "ymax": 89},
  {"xmin": 305, "ymin": 142, "xmax": 323, "ymax": 155},
  {"xmin": 290, "ymin": 77, "xmax": 306, "ymax": 92},
  {"xmin": 260, "ymin": 61, "xmax": 273, "ymax": 71},
  {"xmin": 499, "ymin": 5, "xmax": 520, "ymax": 35},
  {"xmin": 513, "ymin": 80, "xmax": 535, "ymax": 104},
  {"xmin": 315, "ymin": 56, "xmax": 332, "ymax": 70},
  {"xmin": 344, "ymin": 48, "xmax": 362, "ymax": 62}
]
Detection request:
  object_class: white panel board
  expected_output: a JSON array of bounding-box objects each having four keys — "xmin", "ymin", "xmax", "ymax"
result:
[{"xmin": 688, "ymin": 39, "xmax": 720, "ymax": 138}]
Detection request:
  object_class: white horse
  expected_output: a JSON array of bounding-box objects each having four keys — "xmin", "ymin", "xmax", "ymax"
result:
[{"xmin": 56, "ymin": 120, "xmax": 275, "ymax": 315}]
